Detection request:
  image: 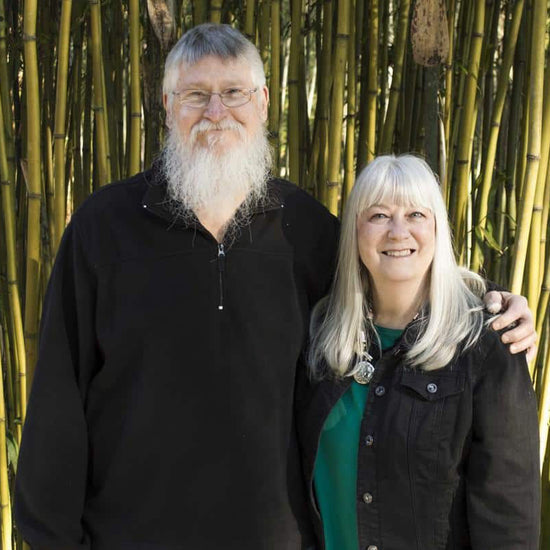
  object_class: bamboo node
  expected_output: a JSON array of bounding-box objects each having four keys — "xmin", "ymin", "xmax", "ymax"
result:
[
  {"xmin": 130, "ymin": 113, "xmax": 141, "ymax": 118},
  {"xmin": 92, "ymin": 106, "xmax": 104, "ymax": 112},
  {"xmin": 7, "ymin": 279, "xmax": 18, "ymax": 285},
  {"xmin": 0, "ymin": 179, "xmax": 9, "ymax": 186},
  {"xmin": 27, "ymin": 192, "xmax": 42, "ymax": 200},
  {"xmin": 336, "ymin": 34, "xmax": 350, "ymax": 40},
  {"xmin": 456, "ymin": 159, "xmax": 469, "ymax": 165},
  {"xmin": 526, "ymin": 154, "xmax": 540, "ymax": 161},
  {"xmin": 542, "ymin": 286, "xmax": 549, "ymax": 292},
  {"xmin": 22, "ymin": 33, "xmax": 37, "ymax": 41},
  {"xmin": 491, "ymin": 122, "xmax": 500, "ymax": 128},
  {"xmin": 53, "ymin": 133, "xmax": 66, "ymax": 139},
  {"xmin": 287, "ymin": 79, "xmax": 299, "ymax": 85},
  {"xmin": 533, "ymin": 206, "xmax": 543, "ymax": 212},
  {"xmin": 472, "ymin": 32, "xmax": 484, "ymax": 38},
  {"xmin": 326, "ymin": 181, "xmax": 339, "ymax": 188},
  {"xmin": 210, "ymin": 6, "xmax": 222, "ymax": 11}
]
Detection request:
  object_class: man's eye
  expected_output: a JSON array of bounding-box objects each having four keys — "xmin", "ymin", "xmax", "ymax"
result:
[
  {"xmin": 188, "ymin": 90, "xmax": 208, "ymax": 98},
  {"xmin": 224, "ymin": 88, "xmax": 243, "ymax": 96}
]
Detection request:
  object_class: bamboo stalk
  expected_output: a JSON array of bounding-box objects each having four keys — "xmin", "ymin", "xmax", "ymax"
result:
[
  {"xmin": 22, "ymin": 0, "xmax": 41, "ymax": 393},
  {"xmin": 210, "ymin": 0, "xmax": 223, "ymax": 24},
  {"xmin": 244, "ymin": 0, "xmax": 255, "ymax": 39},
  {"xmin": 378, "ymin": 0, "xmax": 411, "ymax": 153},
  {"xmin": 89, "ymin": 0, "xmax": 111, "ymax": 186},
  {"xmin": 129, "ymin": 0, "xmax": 141, "ymax": 176},
  {"xmin": 325, "ymin": 0, "xmax": 350, "ymax": 214},
  {"xmin": 366, "ymin": 0, "xmax": 378, "ymax": 164},
  {"xmin": 452, "ymin": 0, "xmax": 485, "ymax": 253},
  {"xmin": 343, "ymin": 0, "xmax": 357, "ymax": 205},
  {"xmin": 269, "ymin": 0, "xmax": 281, "ymax": 170},
  {"xmin": 510, "ymin": 0, "xmax": 547, "ymax": 296},
  {"xmin": 0, "ymin": 0, "xmax": 14, "ymax": 186},
  {"xmin": 471, "ymin": 0, "xmax": 525, "ymax": 272},
  {"xmin": 442, "ymin": 0, "xmax": 456, "ymax": 199},
  {"xmin": 52, "ymin": 0, "xmax": 72, "ymax": 254},
  {"xmin": 0, "ymin": 319, "xmax": 12, "ymax": 550},
  {"xmin": 287, "ymin": 0, "xmax": 304, "ymax": 184}
]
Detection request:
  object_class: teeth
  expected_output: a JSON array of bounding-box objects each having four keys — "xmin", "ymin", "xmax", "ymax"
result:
[{"xmin": 384, "ymin": 250, "xmax": 413, "ymax": 257}]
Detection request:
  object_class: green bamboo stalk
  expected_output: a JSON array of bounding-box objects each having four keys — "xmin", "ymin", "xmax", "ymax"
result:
[
  {"xmin": 526, "ymin": 58, "xmax": 550, "ymax": 313},
  {"xmin": 378, "ymin": 0, "xmax": 411, "ymax": 153},
  {"xmin": 210, "ymin": 0, "xmax": 223, "ymax": 23},
  {"xmin": 194, "ymin": 0, "xmax": 208, "ymax": 26},
  {"xmin": 366, "ymin": 0, "xmax": 378, "ymax": 164},
  {"xmin": 0, "ymin": 320, "xmax": 12, "ymax": 550},
  {"xmin": 540, "ymin": 157, "xmax": 550, "ymax": 285},
  {"xmin": 470, "ymin": 0, "xmax": 525, "ymax": 272},
  {"xmin": 244, "ymin": 0, "xmax": 255, "ymax": 39},
  {"xmin": 356, "ymin": 0, "xmax": 370, "ymax": 170},
  {"xmin": 452, "ymin": 0, "xmax": 485, "ymax": 254},
  {"xmin": 539, "ymin": 325, "xmax": 550, "ymax": 470},
  {"xmin": 442, "ymin": 0, "xmax": 456, "ymax": 199},
  {"xmin": 343, "ymin": 0, "xmax": 357, "ymax": 205},
  {"xmin": 325, "ymin": 0, "xmax": 350, "ymax": 214},
  {"xmin": 89, "ymin": 0, "xmax": 111, "ymax": 186},
  {"xmin": 510, "ymin": 0, "xmax": 547, "ymax": 297},
  {"xmin": 129, "ymin": 0, "xmax": 141, "ymax": 176},
  {"xmin": 51, "ymin": 0, "xmax": 72, "ymax": 254},
  {"xmin": 269, "ymin": 0, "xmax": 281, "ymax": 170},
  {"xmin": 82, "ymin": 41, "xmax": 93, "ymax": 199},
  {"xmin": 0, "ymin": 0, "xmax": 14, "ymax": 186},
  {"xmin": 22, "ymin": 0, "xmax": 41, "ymax": 393},
  {"xmin": 287, "ymin": 0, "xmax": 304, "ymax": 184},
  {"xmin": 376, "ymin": 0, "xmax": 388, "ymax": 139}
]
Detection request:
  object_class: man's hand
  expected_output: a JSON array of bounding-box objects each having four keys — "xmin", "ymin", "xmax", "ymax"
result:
[{"xmin": 484, "ymin": 291, "xmax": 537, "ymax": 361}]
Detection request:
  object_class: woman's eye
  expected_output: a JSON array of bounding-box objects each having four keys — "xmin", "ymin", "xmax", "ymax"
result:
[
  {"xmin": 370, "ymin": 213, "xmax": 388, "ymax": 220},
  {"xmin": 410, "ymin": 211, "xmax": 425, "ymax": 219}
]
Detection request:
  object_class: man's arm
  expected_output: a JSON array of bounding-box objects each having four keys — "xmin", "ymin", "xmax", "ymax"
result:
[
  {"xmin": 14, "ymin": 221, "xmax": 95, "ymax": 550},
  {"xmin": 483, "ymin": 291, "xmax": 537, "ymax": 361}
]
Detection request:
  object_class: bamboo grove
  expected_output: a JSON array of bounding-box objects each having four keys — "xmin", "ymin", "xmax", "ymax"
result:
[{"xmin": 0, "ymin": 0, "xmax": 549, "ymax": 547}]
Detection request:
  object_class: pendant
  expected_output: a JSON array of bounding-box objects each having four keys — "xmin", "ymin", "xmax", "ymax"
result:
[{"xmin": 354, "ymin": 361, "xmax": 375, "ymax": 385}]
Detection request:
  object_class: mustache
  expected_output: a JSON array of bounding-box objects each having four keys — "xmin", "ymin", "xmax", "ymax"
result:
[{"xmin": 190, "ymin": 119, "xmax": 243, "ymax": 138}]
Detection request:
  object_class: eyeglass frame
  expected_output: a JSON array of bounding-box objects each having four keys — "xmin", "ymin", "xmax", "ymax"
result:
[{"xmin": 171, "ymin": 87, "xmax": 259, "ymax": 109}]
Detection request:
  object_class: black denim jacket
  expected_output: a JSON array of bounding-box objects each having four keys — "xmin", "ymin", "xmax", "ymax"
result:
[{"xmin": 296, "ymin": 325, "xmax": 540, "ymax": 550}]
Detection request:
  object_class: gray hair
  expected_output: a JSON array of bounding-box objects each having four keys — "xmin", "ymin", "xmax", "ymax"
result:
[
  {"xmin": 163, "ymin": 23, "xmax": 266, "ymax": 108},
  {"xmin": 309, "ymin": 154, "xmax": 486, "ymax": 379}
]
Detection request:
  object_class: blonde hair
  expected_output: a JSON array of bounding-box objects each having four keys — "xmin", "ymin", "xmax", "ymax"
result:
[{"xmin": 309, "ymin": 154, "xmax": 486, "ymax": 379}]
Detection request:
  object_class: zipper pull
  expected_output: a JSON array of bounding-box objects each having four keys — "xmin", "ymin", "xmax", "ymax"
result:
[{"xmin": 217, "ymin": 243, "xmax": 225, "ymax": 310}]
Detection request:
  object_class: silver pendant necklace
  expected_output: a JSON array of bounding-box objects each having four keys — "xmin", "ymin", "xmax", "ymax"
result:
[{"xmin": 353, "ymin": 330, "xmax": 375, "ymax": 385}]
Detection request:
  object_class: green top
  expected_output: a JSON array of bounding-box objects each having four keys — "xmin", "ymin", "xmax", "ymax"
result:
[{"xmin": 313, "ymin": 325, "xmax": 403, "ymax": 550}]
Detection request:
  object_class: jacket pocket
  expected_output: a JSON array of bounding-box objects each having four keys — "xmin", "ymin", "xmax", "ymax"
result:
[{"xmin": 399, "ymin": 368, "xmax": 466, "ymax": 481}]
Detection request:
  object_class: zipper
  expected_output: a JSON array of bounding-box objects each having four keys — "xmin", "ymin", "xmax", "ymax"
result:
[{"xmin": 217, "ymin": 243, "xmax": 225, "ymax": 311}]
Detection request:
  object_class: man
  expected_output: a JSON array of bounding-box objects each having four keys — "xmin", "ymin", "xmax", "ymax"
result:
[{"xmin": 15, "ymin": 24, "xmax": 536, "ymax": 550}]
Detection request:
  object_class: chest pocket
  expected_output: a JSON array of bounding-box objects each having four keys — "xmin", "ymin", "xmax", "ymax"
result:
[{"xmin": 399, "ymin": 368, "xmax": 466, "ymax": 479}]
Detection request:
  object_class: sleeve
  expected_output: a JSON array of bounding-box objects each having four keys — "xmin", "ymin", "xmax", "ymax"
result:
[
  {"xmin": 466, "ymin": 335, "xmax": 540, "ymax": 549},
  {"xmin": 14, "ymin": 221, "xmax": 98, "ymax": 550}
]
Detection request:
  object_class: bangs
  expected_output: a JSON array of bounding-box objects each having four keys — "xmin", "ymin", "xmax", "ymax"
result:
[{"xmin": 353, "ymin": 157, "xmax": 438, "ymax": 216}]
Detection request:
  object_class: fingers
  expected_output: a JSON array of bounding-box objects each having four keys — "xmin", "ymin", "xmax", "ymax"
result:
[
  {"xmin": 526, "ymin": 343, "xmax": 538, "ymax": 363},
  {"xmin": 491, "ymin": 292, "xmax": 531, "ymax": 331}
]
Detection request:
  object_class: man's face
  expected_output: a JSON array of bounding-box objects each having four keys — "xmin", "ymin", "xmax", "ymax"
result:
[{"xmin": 163, "ymin": 55, "xmax": 269, "ymax": 153}]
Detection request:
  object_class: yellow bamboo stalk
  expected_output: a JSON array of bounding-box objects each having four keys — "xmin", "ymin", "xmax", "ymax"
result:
[
  {"xmin": 22, "ymin": 0, "xmax": 41, "ymax": 393},
  {"xmin": 442, "ymin": 0, "xmax": 456, "ymax": 199},
  {"xmin": 326, "ymin": 0, "xmax": 350, "ymax": 214},
  {"xmin": 269, "ymin": 0, "xmax": 281, "ymax": 170},
  {"xmin": 90, "ymin": 0, "xmax": 111, "ymax": 186},
  {"xmin": 244, "ymin": 0, "xmax": 255, "ymax": 39},
  {"xmin": 452, "ymin": 0, "xmax": 485, "ymax": 253},
  {"xmin": 510, "ymin": 0, "xmax": 547, "ymax": 296},
  {"xmin": 287, "ymin": 0, "xmax": 303, "ymax": 184},
  {"xmin": 343, "ymin": 0, "xmax": 356, "ymax": 205},
  {"xmin": 470, "ymin": 0, "xmax": 525, "ymax": 272},
  {"xmin": 379, "ymin": 0, "xmax": 411, "ymax": 153},
  {"xmin": 366, "ymin": 0, "xmax": 378, "ymax": 164},
  {"xmin": 0, "ymin": 322, "xmax": 12, "ymax": 550},
  {"xmin": 527, "ymin": 52, "xmax": 550, "ymax": 309},
  {"xmin": 540, "ymin": 157, "xmax": 550, "ymax": 285},
  {"xmin": 52, "ymin": 0, "xmax": 73, "ymax": 254},
  {"xmin": 210, "ymin": 0, "xmax": 222, "ymax": 23},
  {"xmin": 129, "ymin": 0, "xmax": 141, "ymax": 176},
  {"xmin": 0, "ymin": 0, "xmax": 14, "ymax": 185}
]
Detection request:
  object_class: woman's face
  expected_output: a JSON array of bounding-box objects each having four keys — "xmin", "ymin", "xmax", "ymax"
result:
[{"xmin": 357, "ymin": 203, "xmax": 436, "ymax": 291}]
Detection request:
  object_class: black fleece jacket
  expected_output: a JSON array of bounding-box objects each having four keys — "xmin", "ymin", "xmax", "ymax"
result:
[{"xmin": 14, "ymin": 165, "xmax": 339, "ymax": 550}]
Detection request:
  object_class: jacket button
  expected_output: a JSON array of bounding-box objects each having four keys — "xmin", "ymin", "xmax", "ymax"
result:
[
  {"xmin": 427, "ymin": 382, "xmax": 438, "ymax": 394},
  {"xmin": 362, "ymin": 492, "xmax": 373, "ymax": 504},
  {"xmin": 374, "ymin": 385, "xmax": 386, "ymax": 397},
  {"xmin": 365, "ymin": 435, "xmax": 374, "ymax": 446},
  {"xmin": 367, "ymin": 546, "xmax": 378, "ymax": 550}
]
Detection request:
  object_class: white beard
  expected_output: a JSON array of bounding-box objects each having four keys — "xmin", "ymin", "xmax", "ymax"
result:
[{"xmin": 161, "ymin": 118, "xmax": 272, "ymax": 228}]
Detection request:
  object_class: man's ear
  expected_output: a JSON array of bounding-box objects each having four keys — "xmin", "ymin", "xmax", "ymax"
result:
[
  {"xmin": 259, "ymin": 85, "xmax": 269, "ymax": 123},
  {"xmin": 163, "ymin": 93, "xmax": 172, "ymax": 128}
]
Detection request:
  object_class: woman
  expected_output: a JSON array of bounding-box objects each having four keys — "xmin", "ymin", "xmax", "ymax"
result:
[{"xmin": 297, "ymin": 155, "xmax": 540, "ymax": 550}]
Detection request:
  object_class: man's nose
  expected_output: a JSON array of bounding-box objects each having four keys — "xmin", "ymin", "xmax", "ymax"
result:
[{"xmin": 203, "ymin": 93, "xmax": 228, "ymax": 121}]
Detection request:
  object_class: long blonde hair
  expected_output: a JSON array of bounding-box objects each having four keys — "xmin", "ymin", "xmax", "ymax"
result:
[{"xmin": 309, "ymin": 155, "xmax": 485, "ymax": 379}]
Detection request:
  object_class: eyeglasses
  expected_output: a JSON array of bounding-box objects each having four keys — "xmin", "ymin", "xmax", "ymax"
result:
[{"xmin": 172, "ymin": 87, "xmax": 258, "ymax": 109}]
